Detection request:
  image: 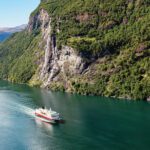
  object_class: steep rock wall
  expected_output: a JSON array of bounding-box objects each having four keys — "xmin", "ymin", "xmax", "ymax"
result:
[{"xmin": 28, "ymin": 9, "xmax": 86, "ymax": 88}]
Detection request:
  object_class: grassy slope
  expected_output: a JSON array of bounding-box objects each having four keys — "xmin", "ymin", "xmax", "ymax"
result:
[{"xmin": 0, "ymin": 0, "xmax": 149, "ymax": 100}]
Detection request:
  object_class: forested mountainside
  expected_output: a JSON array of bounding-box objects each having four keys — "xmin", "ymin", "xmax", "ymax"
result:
[{"xmin": 0, "ymin": 0, "xmax": 149, "ymax": 100}]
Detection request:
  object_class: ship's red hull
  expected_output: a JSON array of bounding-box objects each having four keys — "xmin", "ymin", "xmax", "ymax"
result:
[
  {"xmin": 35, "ymin": 112, "xmax": 61, "ymax": 124},
  {"xmin": 35, "ymin": 112, "xmax": 53, "ymax": 121}
]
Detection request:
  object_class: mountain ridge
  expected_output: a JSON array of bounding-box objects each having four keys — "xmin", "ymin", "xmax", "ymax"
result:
[
  {"xmin": 0, "ymin": 24, "xmax": 27, "ymax": 33},
  {"xmin": 0, "ymin": 24, "xmax": 27, "ymax": 42}
]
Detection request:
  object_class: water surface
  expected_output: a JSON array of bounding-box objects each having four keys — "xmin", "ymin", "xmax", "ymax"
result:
[{"xmin": 0, "ymin": 80, "xmax": 150, "ymax": 150}]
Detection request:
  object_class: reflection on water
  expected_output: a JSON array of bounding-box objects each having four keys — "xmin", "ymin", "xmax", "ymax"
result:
[
  {"xmin": 0, "ymin": 80, "xmax": 150, "ymax": 150},
  {"xmin": 35, "ymin": 118, "xmax": 54, "ymax": 132}
]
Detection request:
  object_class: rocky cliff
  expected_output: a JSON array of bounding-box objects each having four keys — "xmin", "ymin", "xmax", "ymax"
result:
[
  {"xmin": 28, "ymin": 9, "xmax": 86, "ymax": 90},
  {"xmin": 0, "ymin": 0, "xmax": 149, "ymax": 100}
]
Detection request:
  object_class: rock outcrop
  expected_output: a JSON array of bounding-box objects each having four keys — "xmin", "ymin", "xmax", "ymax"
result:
[{"xmin": 28, "ymin": 9, "xmax": 86, "ymax": 88}]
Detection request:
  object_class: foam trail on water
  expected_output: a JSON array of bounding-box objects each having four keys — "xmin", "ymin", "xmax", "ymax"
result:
[
  {"xmin": 4, "ymin": 100, "xmax": 36, "ymax": 118},
  {"xmin": 17, "ymin": 104, "xmax": 35, "ymax": 117}
]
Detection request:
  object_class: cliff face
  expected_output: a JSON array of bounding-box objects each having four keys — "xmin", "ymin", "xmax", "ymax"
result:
[
  {"xmin": 0, "ymin": 0, "xmax": 149, "ymax": 100},
  {"xmin": 28, "ymin": 9, "xmax": 86, "ymax": 89}
]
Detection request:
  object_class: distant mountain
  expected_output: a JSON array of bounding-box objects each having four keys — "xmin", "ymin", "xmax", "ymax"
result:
[
  {"xmin": 0, "ymin": 32, "xmax": 12, "ymax": 42},
  {"xmin": 0, "ymin": 24, "xmax": 27, "ymax": 42}
]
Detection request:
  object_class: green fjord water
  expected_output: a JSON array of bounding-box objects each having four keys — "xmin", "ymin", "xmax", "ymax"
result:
[{"xmin": 0, "ymin": 80, "xmax": 150, "ymax": 150}]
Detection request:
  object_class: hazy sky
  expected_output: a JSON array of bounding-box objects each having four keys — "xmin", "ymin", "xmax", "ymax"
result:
[{"xmin": 0, "ymin": 0, "xmax": 40, "ymax": 27}]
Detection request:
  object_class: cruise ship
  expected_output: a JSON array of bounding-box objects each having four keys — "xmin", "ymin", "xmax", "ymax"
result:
[{"xmin": 35, "ymin": 107, "xmax": 62, "ymax": 124}]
